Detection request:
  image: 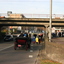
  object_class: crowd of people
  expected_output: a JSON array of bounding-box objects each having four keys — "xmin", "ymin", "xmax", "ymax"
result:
[
  {"xmin": 52, "ymin": 30, "xmax": 64, "ymax": 38},
  {"xmin": 19, "ymin": 32, "xmax": 44, "ymax": 44}
]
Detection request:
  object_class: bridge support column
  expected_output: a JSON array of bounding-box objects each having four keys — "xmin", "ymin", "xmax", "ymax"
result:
[
  {"xmin": 45, "ymin": 25, "xmax": 48, "ymax": 37},
  {"xmin": 0, "ymin": 26, "xmax": 3, "ymax": 33},
  {"xmin": 0, "ymin": 26, "xmax": 3, "ymax": 39},
  {"xmin": 0, "ymin": 27, "xmax": 1, "ymax": 33}
]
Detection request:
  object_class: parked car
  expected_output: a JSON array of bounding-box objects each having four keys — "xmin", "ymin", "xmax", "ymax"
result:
[
  {"xmin": 4, "ymin": 35, "xmax": 13, "ymax": 41},
  {"xmin": 12, "ymin": 33, "xmax": 20, "ymax": 37}
]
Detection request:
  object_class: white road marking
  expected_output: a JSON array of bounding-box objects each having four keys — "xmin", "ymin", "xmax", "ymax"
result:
[
  {"xmin": 0, "ymin": 45, "xmax": 14, "ymax": 51},
  {"xmin": 29, "ymin": 55, "xmax": 33, "ymax": 58},
  {"xmin": 30, "ymin": 50, "xmax": 33, "ymax": 52}
]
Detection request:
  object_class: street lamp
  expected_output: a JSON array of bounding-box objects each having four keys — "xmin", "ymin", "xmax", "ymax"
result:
[{"xmin": 49, "ymin": 0, "xmax": 52, "ymax": 42}]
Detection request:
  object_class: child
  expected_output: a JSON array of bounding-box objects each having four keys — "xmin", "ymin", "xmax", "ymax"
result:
[{"xmin": 36, "ymin": 36, "xmax": 39, "ymax": 44}]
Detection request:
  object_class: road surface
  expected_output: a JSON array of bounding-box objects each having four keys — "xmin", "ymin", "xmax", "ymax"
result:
[{"xmin": 0, "ymin": 41, "xmax": 43, "ymax": 64}]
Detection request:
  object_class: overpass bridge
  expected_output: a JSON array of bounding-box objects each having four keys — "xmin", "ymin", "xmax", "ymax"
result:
[{"xmin": 0, "ymin": 18, "xmax": 64, "ymax": 27}]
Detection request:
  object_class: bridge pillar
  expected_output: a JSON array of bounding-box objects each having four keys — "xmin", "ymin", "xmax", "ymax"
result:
[
  {"xmin": 0, "ymin": 26, "xmax": 2, "ymax": 33},
  {"xmin": 44, "ymin": 25, "xmax": 49, "ymax": 37},
  {"xmin": 0, "ymin": 26, "xmax": 3, "ymax": 39}
]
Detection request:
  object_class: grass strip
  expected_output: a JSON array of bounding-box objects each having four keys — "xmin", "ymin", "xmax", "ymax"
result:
[{"xmin": 40, "ymin": 59, "xmax": 62, "ymax": 64}]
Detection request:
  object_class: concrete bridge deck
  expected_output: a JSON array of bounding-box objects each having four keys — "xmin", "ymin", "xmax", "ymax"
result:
[{"xmin": 0, "ymin": 18, "xmax": 64, "ymax": 27}]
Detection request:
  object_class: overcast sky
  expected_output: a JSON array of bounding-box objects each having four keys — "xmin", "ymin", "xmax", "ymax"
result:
[{"xmin": 0, "ymin": 0, "xmax": 64, "ymax": 14}]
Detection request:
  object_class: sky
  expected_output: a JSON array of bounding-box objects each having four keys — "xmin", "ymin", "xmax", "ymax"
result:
[{"xmin": 0, "ymin": 0, "xmax": 64, "ymax": 17}]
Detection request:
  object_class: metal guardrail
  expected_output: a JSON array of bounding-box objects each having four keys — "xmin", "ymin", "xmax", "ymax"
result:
[{"xmin": 0, "ymin": 13, "xmax": 64, "ymax": 18}]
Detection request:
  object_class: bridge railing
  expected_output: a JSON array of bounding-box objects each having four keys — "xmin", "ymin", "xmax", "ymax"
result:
[{"xmin": 0, "ymin": 13, "xmax": 64, "ymax": 18}]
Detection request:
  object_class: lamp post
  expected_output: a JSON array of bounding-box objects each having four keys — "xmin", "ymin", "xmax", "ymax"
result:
[{"xmin": 49, "ymin": 0, "xmax": 52, "ymax": 42}]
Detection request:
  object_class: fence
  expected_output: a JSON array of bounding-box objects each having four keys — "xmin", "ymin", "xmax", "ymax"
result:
[{"xmin": 0, "ymin": 13, "xmax": 64, "ymax": 18}]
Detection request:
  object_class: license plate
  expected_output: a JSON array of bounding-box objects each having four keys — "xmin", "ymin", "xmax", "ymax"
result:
[{"xmin": 18, "ymin": 45, "xmax": 21, "ymax": 47}]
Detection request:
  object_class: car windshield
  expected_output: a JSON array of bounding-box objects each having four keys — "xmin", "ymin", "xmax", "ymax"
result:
[{"xmin": 6, "ymin": 35, "xmax": 11, "ymax": 37}]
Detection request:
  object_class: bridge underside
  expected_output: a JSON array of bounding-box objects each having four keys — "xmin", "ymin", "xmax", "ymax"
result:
[
  {"xmin": 0, "ymin": 24, "xmax": 64, "ymax": 27},
  {"xmin": 0, "ymin": 24, "xmax": 45, "ymax": 27},
  {"xmin": 0, "ymin": 19, "xmax": 64, "ymax": 27}
]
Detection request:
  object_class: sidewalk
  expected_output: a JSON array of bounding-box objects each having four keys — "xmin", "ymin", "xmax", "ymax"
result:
[
  {"xmin": 51, "ymin": 37, "xmax": 64, "ymax": 44},
  {"xmin": 36, "ymin": 49, "xmax": 62, "ymax": 64},
  {"xmin": 35, "ymin": 37, "xmax": 64, "ymax": 64}
]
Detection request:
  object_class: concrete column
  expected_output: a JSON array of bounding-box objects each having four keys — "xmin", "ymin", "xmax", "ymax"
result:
[
  {"xmin": 0, "ymin": 27, "xmax": 1, "ymax": 33},
  {"xmin": 49, "ymin": 0, "xmax": 52, "ymax": 42},
  {"xmin": 45, "ymin": 25, "xmax": 48, "ymax": 37},
  {"xmin": 0, "ymin": 26, "xmax": 3, "ymax": 33}
]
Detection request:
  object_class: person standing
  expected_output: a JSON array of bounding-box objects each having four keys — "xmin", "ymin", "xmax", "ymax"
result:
[
  {"xmin": 19, "ymin": 32, "xmax": 24, "ymax": 37},
  {"xmin": 31, "ymin": 36, "xmax": 36, "ymax": 44},
  {"xmin": 38, "ymin": 35, "xmax": 41, "ymax": 44},
  {"xmin": 36, "ymin": 36, "xmax": 39, "ymax": 44}
]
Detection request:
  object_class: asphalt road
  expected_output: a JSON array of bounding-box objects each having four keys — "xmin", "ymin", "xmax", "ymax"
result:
[{"xmin": 0, "ymin": 41, "xmax": 43, "ymax": 64}]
